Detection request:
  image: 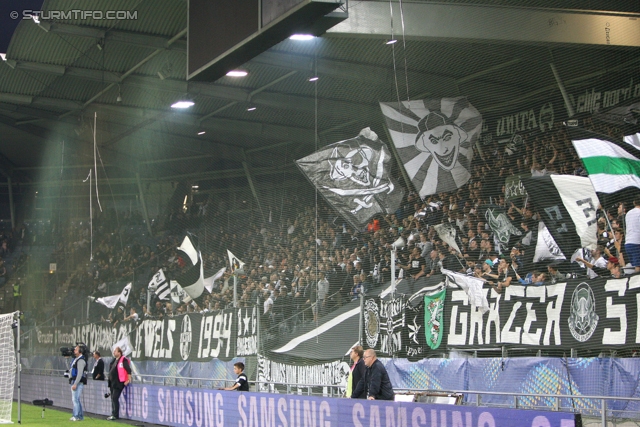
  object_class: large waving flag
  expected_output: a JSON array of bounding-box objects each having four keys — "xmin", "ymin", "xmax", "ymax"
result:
[
  {"xmin": 522, "ymin": 175, "xmax": 599, "ymax": 258},
  {"xmin": 295, "ymin": 128, "xmax": 404, "ymax": 229},
  {"xmin": 175, "ymin": 235, "xmax": 204, "ymax": 300},
  {"xmin": 380, "ymin": 97, "xmax": 482, "ymax": 197},
  {"xmin": 570, "ymin": 128, "xmax": 640, "ymax": 195},
  {"xmin": 94, "ymin": 283, "xmax": 132, "ymax": 309}
]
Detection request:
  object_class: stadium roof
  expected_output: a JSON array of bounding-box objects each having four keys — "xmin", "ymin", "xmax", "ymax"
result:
[{"xmin": 0, "ymin": 0, "xmax": 638, "ymax": 206}]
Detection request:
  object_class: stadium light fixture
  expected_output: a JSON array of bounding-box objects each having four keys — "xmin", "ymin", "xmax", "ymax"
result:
[
  {"xmin": 386, "ymin": 39, "xmax": 397, "ymax": 45},
  {"xmin": 226, "ymin": 70, "xmax": 248, "ymax": 77},
  {"xmin": 308, "ymin": 76, "xmax": 319, "ymax": 82},
  {"xmin": 290, "ymin": 34, "xmax": 314, "ymax": 41},
  {"xmin": 197, "ymin": 131, "xmax": 206, "ymax": 135},
  {"xmin": 247, "ymin": 107, "xmax": 257, "ymax": 111},
  {"xmin": 171, "ymin": 100, "xmax": 195, "ymax": 109}
]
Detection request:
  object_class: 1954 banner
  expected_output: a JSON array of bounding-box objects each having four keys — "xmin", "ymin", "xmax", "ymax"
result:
[
  {"xmin": 363, "ymin": 275, "xmax": 640, "ymax": 357},
  {"xmin": 34, "ymin": 306, "xmax": 259, "ymax": 362}
]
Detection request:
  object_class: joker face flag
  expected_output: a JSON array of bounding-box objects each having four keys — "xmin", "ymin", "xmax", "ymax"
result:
[
  {"xmin": 296, "ymin": 129, "xmax": 404, "ymax": 229},
  {"xmin": 380, "ymin": 98, "xmax": 482, "ymax": 197}
]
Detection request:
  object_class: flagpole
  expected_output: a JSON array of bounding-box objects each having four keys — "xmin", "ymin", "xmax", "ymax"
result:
[
  {"xmin": 233, "ymin": 274, "xmax": 238, "ymax": 308},
  {"xmin": 390, "ymin": 247, "xmax": 396, "ymax": 295}
]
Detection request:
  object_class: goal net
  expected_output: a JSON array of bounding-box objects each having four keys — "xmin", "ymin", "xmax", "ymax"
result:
[{"xmin": 0, "ymin": 313, "xmax": 17, "ymax": 424}]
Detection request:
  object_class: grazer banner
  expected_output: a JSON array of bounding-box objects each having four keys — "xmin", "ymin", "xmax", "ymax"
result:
[
  {"xmin": 362, "ymin": 275, "xmax": 640, "ymax": 357},
  {"xmin": 33, "ymin": 308, "xmax": 258, "ymax": 362},
  {"xmin": 443, "ymin": 275, "xmax": 640, "ymax": 351}
]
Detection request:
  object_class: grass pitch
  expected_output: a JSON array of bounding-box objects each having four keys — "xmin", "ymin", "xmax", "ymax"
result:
[{"xmin": 9, "ymin": 402, "xmax": 135, "ymax": 425}]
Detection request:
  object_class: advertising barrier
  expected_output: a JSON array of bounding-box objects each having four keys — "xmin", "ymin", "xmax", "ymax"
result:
[{"xmin": 16, "ymin": 374, "xmax": 581, "ymax": 427}]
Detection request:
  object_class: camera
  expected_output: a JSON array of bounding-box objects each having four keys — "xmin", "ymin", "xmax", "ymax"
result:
[
  {"xmin": 63, "ymin": 370, "xmax": 70, "ymax": 378},
  {"xmin": 104, "ymin": 392, "xmax": 111, "ymax": 399},
  {"xmin": 60, "ymin": 347, "xmax": 74, "ymax": 357}
]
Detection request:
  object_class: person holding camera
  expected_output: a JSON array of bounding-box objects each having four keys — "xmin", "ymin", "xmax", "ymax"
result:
[
  {"xmin": 69, "ymin": 344, "xmax": 88, "ymax": 421},
  {"xmin": 107, "ymin": 346, "xmax": 131, "ymax": 421}
]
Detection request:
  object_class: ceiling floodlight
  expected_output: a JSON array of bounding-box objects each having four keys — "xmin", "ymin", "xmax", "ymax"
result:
[
  {"xmin": 171, "ymin": 100, "xmax": 195, "ymax": 109},
  {"xmin": 0, "ymin": 54, "xmax": 6, "ymax": 61},
  {"xmin": 32, "ymin": 15, "xmax": 40, "ymax": 24},
  {"xmin": 290, "ymin": 34, "xmax": 314, "ymax": 41},
  {"xmin": 198, "ymin": 131, "xmax": 206, "ymax": 135},
  {"xmin": 386, "ymin": 39, "xmax": 397, "ymax": 45},
  {"xmin": 226, "ymin": 70, "xmax": 248, "ymax": 77},
  {"xmin": 308, "ymin": 76, "xmax": 319, "ymax": 82},
  {"xmin": 247, "ymin": 107, "xmax": 257, "ymax": 111}
]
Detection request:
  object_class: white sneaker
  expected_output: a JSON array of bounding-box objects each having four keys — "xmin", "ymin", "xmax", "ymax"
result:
[{"xmin": 70, "ymin": 417, "xmax": 78, "ymax": 421}]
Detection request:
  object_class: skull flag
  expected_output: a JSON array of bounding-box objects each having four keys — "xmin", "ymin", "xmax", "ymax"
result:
[
  {"xmin": 380, "ymin": 97, "xmax": 482, "ymax": 197},
  {"xmin": 296, "ymin": 130, "xmax": 404, "ymax": 229}
]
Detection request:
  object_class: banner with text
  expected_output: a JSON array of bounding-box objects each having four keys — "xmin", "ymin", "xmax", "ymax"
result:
[
  {"xmin": 361, "ymin": 275, "xmax": 640, "ymax": 356},
  {"xmin": 34, "ymin": 308, "xmax": 259, "ymax": 362}
]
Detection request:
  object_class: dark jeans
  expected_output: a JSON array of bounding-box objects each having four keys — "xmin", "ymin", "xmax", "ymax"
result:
[{"xmin": 110, "ymin": 385, "xmax": 124, "ymax": 418}]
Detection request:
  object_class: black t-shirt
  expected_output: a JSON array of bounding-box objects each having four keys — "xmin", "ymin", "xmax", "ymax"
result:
[
  {"xmin": 408, "ymin": 257, "xmax": 426, "ymax": 276},
  {"xmin": 235, "ymin": 373, "xmax": 249, "ymax": 391}
]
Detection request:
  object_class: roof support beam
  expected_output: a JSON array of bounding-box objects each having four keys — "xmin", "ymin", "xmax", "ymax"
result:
[
  {"xmin": 327, "ymin": 2, "xmax": 640, "ymax": 47},
  {"xmin": 2, "ymin": 59, "xmax": 380, "ymax": 120},
  {"xmin": 38, "ymin": 22, "xmax": 187, "ymax": 51}
]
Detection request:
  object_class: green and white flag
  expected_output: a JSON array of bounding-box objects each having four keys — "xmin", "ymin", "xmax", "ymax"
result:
[
  {"xmin": 424, "ymin": 289, "xmax": 446, "ymax": 350},
  {"xmin": 571, "ymin": 128, "xmax": 640, "ymax": 194}
]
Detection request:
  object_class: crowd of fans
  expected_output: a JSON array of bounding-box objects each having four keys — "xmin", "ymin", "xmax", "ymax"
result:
[{"xmin": 1, "ymin": 118, "xmax": 637, "ymax": 331}]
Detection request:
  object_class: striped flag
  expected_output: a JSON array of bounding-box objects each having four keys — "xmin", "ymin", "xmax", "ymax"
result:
[
  {"xmin": 148, "ymin": 269, "xmax": 170, "ymax": 300},
  {"xmin": 571, "ymin": 128, "xmax": 640, "ymax": 194}
]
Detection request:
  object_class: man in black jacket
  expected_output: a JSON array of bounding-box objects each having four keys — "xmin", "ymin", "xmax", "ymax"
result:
[
  {"xmin": 346, "ymin": 345, "xmax": 366, "ymax": 398},
  {"xmin": 91, "ymin": 351, "xmax": 105, "ymax": 380},
  {"xmin": 351, "ymin": 349, "xmax": 394, "ymax": 401}
]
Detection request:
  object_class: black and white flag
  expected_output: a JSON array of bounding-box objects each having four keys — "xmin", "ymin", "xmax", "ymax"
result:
[
  {"xmin": 148, "ymin": 269, "xmax": 170, "ymax": 300},
  {"xmin": 170, "ymin": 280, "xmax": 192, "ymax": 305},
  {"xmin": 522, "ymin": 175, "xmax": 599, "ymax": 258},
  {"xmin": 176, "ymin": 234, "xmax": 204, "ymax": 300},
  {"xmin": 227, "ymin": 250, "xmax": 245, "ymax": 273},
  {"xmin": 484, "ymin": 205, "xmax": 522, "ymax": 253},
  {"xmin": 380, "ymin": 97, "xmax": 482, "ymax": 197},
  {"xmin": 295, "ymin": 128, "xmax": 403, "ymax": 229},
  {"xmin": 94, "ymin": 283, "xmax": 132, "ymax": 309}
]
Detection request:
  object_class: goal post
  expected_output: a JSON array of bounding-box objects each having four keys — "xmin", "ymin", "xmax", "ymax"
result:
[{"xmin": 0, "ymin": 312, "xmax": 18, "ymax": 424}]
